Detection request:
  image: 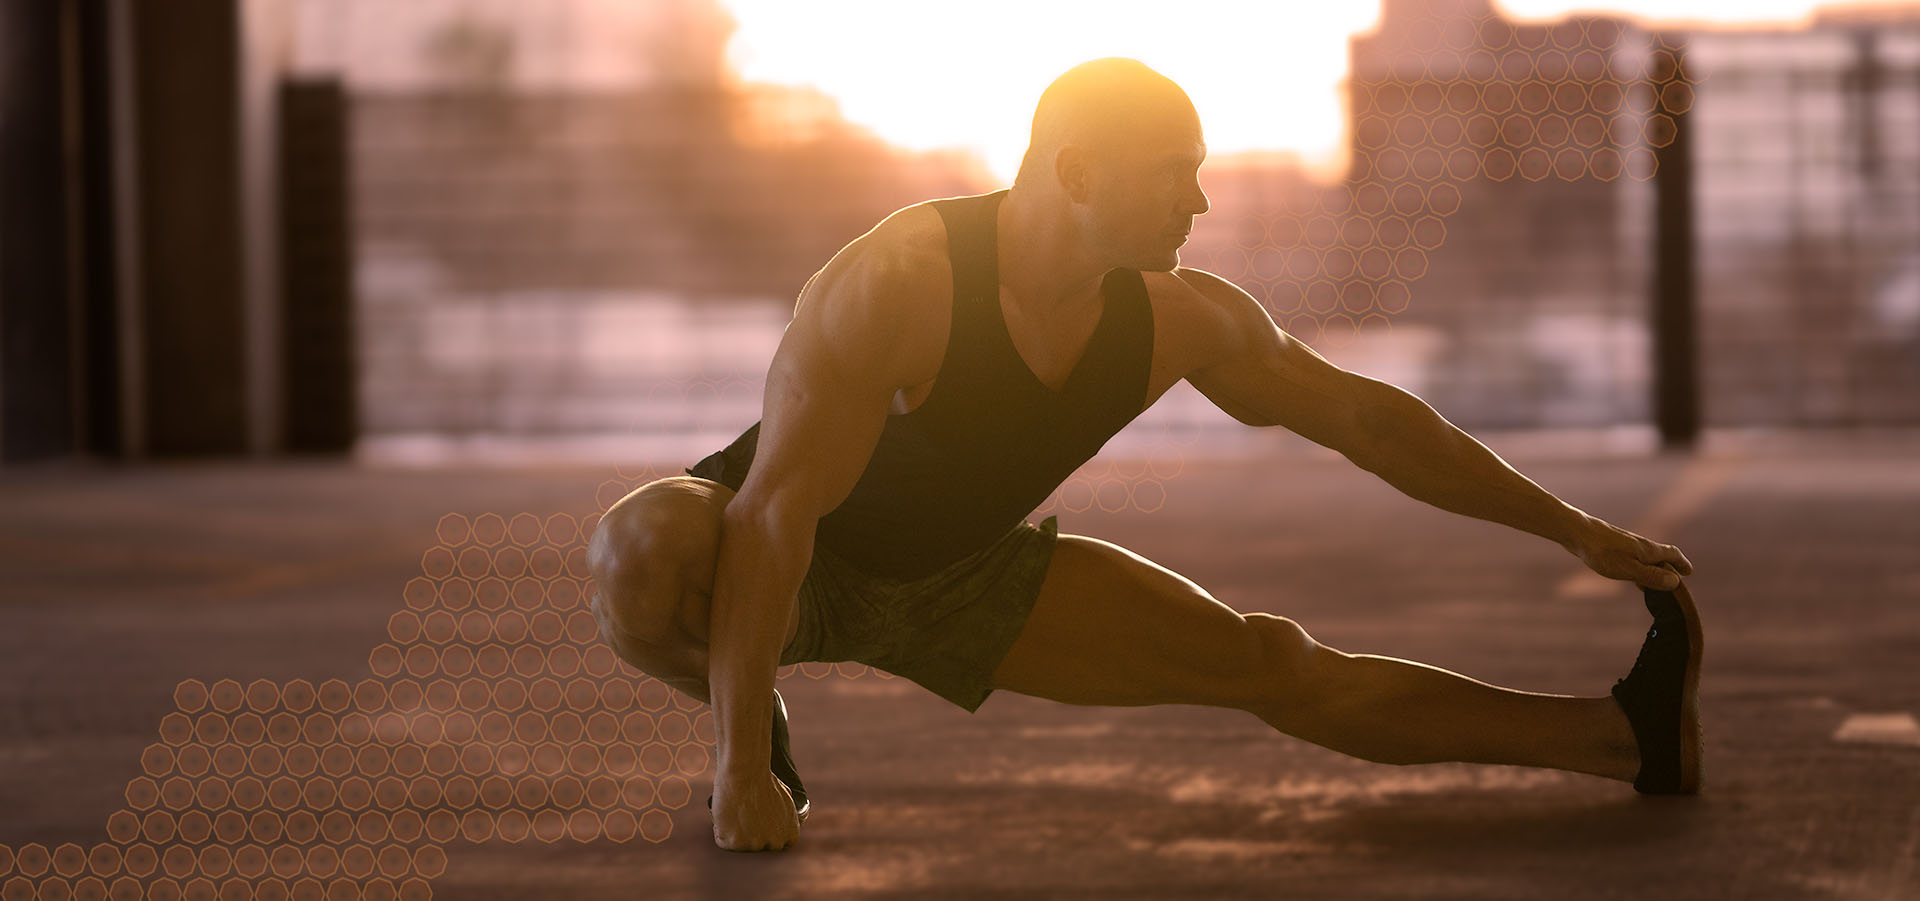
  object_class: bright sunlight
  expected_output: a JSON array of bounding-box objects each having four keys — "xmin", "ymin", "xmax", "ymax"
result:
[{"xmin": 716, "ymin": 0, "xmax": 1900, "ymax": 183}]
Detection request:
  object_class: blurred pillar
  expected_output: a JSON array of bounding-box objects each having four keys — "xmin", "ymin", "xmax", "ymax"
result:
[
  {"xmin": 0, "ymin": 0, "xmax": 300, "ymax": 463},
  {"xmin": 240, "ymin": 0, "xmax": 293, "ymax": 455},
  {"xmin": 279, "ymin": 79, "xmax": 358, "ymax": 453},
  {"xmin": 0, "ymin": 0, "xmax": 83, "ymax": 461},
  {"xmin": 126, "ymin": 0, "xmax": 249, "ymax": 455},
  {"xmin": 1649, "ymin": 36, "xmax": 1700, "ymax": 450}
]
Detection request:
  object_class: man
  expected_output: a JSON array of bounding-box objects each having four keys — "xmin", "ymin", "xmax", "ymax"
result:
[{"xmin": 588, "ymin": 58, "xmax": 1701, "ymax": 853}]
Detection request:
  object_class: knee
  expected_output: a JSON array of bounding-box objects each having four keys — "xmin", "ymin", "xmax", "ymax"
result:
[
  {"xmin": 587, "ymin": 478, "xmax": 722, "ymax": 643},
  {"xmin": 1240, "ymin": 613, "xmax": 1341, "ymax": 713},
  {"xmin": 590, "ymin": 480, "xmax": 707, "ymax": 574}
]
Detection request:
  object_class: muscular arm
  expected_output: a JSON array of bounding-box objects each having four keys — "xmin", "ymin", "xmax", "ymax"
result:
[
  {"xmin": 1339, "ymin": 384, "xmax": 1600, "ymax": 550},
  {"xmin": 706, "ymin": 213, "xmax": 944, "ymax": 849},
  {"xmin": 1177, "ymin": 268, "xmax": 1597, "ymax": 551}
]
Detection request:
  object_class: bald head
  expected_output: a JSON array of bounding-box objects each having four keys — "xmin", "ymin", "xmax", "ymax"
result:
[
  {"xmin": 1015, "ymin": 58, "xmax": 1199, "ymax": 191},
  {"xmin": 1008, "ymin": 58, "xmax": 1209, "ymax": 272}
]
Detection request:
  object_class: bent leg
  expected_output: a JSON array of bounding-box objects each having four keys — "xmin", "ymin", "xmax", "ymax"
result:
[
  {"xmin": 988, "ymin": 533, "xmax": 1640, "ymax": 782},
  {"xmin": 587, "ymin": 476, "xmax": 801, "ymax": 705}
]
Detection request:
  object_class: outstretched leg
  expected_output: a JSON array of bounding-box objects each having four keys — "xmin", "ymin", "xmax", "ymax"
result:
[{"xmin": 988, "ymin": 532, "xmax": 1645, "ymax": 783}]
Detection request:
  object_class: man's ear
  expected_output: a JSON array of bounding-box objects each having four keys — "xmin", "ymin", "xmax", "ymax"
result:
[{"xmin": 1054, "ymin": 144, "xmax": 1093, "ymax": 204}]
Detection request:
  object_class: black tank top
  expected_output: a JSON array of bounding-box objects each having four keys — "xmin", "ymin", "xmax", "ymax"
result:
[{"xmin": 685, "ymin": 189, "xmax": 1156, "ymax": 580}]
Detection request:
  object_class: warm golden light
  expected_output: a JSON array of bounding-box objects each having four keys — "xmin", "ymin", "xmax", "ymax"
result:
[
  {"xmin": 719, "ymin": 0, "xmax": 1383, "ymax": 183},
  {"xmin": 718, "ymin": 0, "xmax": 1904, "ymax": 184}
]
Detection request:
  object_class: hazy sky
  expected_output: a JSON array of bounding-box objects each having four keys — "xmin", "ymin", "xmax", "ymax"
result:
[
  {"xmin": 718, "ymin": 0, "xmax": 1914, "ymax": 182},
  {"xmin": 291, "ymin": 0, "xmax": 1916, "ymax": 183}
]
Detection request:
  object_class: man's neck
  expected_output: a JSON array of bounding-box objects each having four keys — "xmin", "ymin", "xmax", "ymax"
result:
[{"xmin": 996, "ymin": 185, "xmax": 1112, "ymax": 317}]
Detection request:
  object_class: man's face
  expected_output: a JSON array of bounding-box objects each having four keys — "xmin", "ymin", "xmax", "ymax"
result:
[{"xmin": 1078, "ymin": 110, "xmax": 1210, "ymax": 272}]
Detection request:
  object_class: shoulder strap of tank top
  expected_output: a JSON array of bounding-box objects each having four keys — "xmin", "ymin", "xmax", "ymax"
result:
[
  {"xmin": 1093, "ymin": 267, "xmax": 1155, "ymax": 415},
  {"xmin": 927, "ymin": 191, "xmax": 1009, "ymax": 377},
  {"xmin": 932, "ymin": 191, "xmax": 1003, "ymax": 308}
]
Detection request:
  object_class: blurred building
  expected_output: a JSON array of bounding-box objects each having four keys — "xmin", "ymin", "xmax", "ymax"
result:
[
  {"xmin": 4, "ymin": 0, "xmax": 1918, "ymax": 464},
  {"xmin": 338, "ymin": 0, "xmax": 989, "ymax": 301},
  {"xmin": 1685, "ymin": 10, "xmax": 1920, "ymax": 425},
  {"xmin": 314, "ymin": 0, "xmax": 992, "ymax": 444},
  {"xmin": 1259, "ymin": 0, "xmax": 1920, "ymax": 430},
  {"xmin": 1175, "ymin": 0, "xmax": 1671, "ymax": 429}
]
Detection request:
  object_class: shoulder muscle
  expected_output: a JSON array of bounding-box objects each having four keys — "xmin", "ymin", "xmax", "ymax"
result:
[
  {"xmin": 788, "ymin": 203, "xmax": 949, "ymax": 388},
  {"xmin": 1171, "ymin": 267, "xmax": 1372, "ymax": 453}
]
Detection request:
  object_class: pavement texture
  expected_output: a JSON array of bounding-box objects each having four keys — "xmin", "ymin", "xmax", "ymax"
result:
[{"xmin": 2, "ymin": 429, "xmax": 1917, "ymax": 900}]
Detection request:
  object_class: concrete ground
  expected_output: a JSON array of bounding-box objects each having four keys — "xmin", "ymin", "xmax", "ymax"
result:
[{"xmin": 2, "ymin": 429, "xmax": 1917, "ymax": 899}]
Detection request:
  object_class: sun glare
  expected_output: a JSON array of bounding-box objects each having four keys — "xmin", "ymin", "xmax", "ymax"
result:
[
  {"xmin": 718, "ymin": 0, "xmax": 1383, "ymax": 183},
  {"xmin": 717, "ymin": 0, "xmax": 1891, "ymax": 184}
]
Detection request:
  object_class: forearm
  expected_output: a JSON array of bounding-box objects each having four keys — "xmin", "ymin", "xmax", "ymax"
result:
[
  {"xmin": 706, "ymin": 505, "xmax": 809, "ymax": 783},
  {"xmin": 1348, "ymin": 384, "xmax": 1598, "ymax": 551}
]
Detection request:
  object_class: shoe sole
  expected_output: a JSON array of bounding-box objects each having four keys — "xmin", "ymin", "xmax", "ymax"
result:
[{"xmin": 1670, "ymin": 579, "xmax": 1706, "ymax": 794}]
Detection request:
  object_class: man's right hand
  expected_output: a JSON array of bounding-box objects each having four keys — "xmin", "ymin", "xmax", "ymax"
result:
[
  {"xmin": 1568, "ymin": 514, "xmax": 1694, "ymax": 591},
  {"xmin": 711, "ymin": 770, "xmax": 800, "ymax": 852}
]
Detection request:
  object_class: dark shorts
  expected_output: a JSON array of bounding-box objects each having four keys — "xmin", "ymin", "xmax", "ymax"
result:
[{"xmin": 777, "ymin": 515, "xmax": 1060, "ymax": 713}]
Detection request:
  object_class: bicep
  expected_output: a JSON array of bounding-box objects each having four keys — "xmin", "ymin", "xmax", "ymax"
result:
[
  {"xmin": 736, "ymin": 332, "xmax": 894, "ymax": 525},
  {"xmin": 1180, "ymin": 271, "xmax": 1380, "ymax": 456},
  {"xmin": 732, "ymin": 241, "xmax": 933, "ymax": 526}
]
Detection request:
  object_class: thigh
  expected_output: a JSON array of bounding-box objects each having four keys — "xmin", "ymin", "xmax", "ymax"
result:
[{"xmin": 986, "ymin": 532, "xmax": 1276, "ymax": 709}]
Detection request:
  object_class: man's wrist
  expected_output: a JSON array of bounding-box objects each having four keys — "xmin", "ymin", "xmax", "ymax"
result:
[
  {"xmin": 1557, "ymin": 508, "xmax": 1601, "ymax": 553},
  {"xmin": 715, "ymin": 735, "xmax": 772, "ymax": 782},
  {"xmin": 715, "ymin": 759, "xmax": 769, "ymax": 786}
]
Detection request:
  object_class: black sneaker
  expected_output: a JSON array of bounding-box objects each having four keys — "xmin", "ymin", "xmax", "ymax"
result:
[
  {"xmin": 707, "ymin": 689, "xmax": 810, "ymax": 822},
  {"xmin": 1610, "ymin": 578, "xmax": 1705, "ymax": 794}
]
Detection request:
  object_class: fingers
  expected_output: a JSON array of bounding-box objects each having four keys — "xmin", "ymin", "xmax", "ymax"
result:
[
  {"xmin": 1647, "ymin": 539, "xmax": 1693, "ymax": 575},
  {"xmin": 718, "ymin": 833, "xmax": 796, "ymax": 852},
  {"xmin": 714, "ymin": 820, "xmax": 798, "ymax": 851},
  {"xmin": 1579, "ymin": 522, "xmax": 1693, "ymax": 590},
  {"xmin": 1630, "ymin": 531, "xmax": 1694, "ymax": 581},
  {"xmin": 711, "ymin": 776, "xmax": 801, "ymax": 851},
  {"xmin": 1641, "ymin": 563, "xmax": 1683, "ymax": 591}
]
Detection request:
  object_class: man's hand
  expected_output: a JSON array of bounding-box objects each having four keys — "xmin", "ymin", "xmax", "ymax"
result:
[
  {"xmin": 1569, "ymin": 515, "xmax": 1695, "ymax": 590},
  {"xmin": 711, "ymin": 770, "xmax": 800, "ymax": 852}
]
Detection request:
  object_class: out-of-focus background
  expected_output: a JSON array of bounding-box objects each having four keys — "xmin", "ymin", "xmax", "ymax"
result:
[
  {"xmin": 4, "ymin": 0, "xmax": 1918, "ymax": 465},
  {"xmin": 2, "ymin": 1, "xmax": 1917, "ymax": 898}
]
